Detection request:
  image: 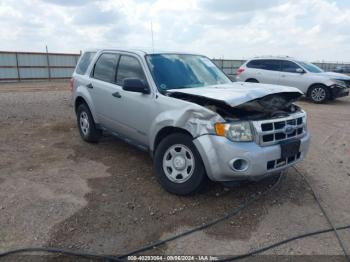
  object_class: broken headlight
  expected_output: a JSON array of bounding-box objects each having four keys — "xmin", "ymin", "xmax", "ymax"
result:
[
  {"xmin": 331, "ymin": 79, "xmax": 347, "ymax": 88},
  {"xmin": 214, "ymin": 121, "xmax": 253, "ymax": 142}
]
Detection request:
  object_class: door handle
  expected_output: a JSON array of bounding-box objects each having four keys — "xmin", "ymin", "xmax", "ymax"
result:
[
  {"xmin": 86, "ymin": 83, "xmax": 93, "ymax": 89},
  {"xmin": 112, "ymin": 92, "xmax": 122, "ymax": 98}
]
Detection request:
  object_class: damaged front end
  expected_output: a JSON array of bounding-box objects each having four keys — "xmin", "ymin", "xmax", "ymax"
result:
[
  {"xmin": 166, "ymin": 86, "xmax": 303, "ymax": 122},
  {"xmin": 164, "ymin": 83, "xmax": 306, "ymax": 144},
  {"xmin": 163, "ymin": 83, "xmax": 309, "ymax": 182}
]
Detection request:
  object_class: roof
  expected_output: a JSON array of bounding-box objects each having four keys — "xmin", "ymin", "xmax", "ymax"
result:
[
  {"xmin": 82, "ymin": 48, "xmax": 203, "ymax": 56},
  {"xmin": 250, "ymin": 56, "xmax": 297, "ymax": 61}
]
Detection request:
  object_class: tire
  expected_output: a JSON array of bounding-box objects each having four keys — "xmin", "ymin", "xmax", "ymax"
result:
[
  {"xmin": 154, "ymin": 133, "xmax": 207, "ymax": 195},
  {"xmin": 76, "ymin": 103, "xmax": 101, "ymax": 143},
  {"xmin": 245, "ymin": 78, "xmax": 259, "ymax": 83},
  {"xmin": 308, "ymin": 85, "xmax": 330, "ymax": 103}
]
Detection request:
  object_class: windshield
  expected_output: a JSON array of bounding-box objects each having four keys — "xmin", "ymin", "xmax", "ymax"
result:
[
  {"xmin": 298, "ymin": 61, "xmax": 324, "ymax": 73},
  {"xmin": 146, "ymin": 54, "xmax": 231, "ymax": 91}
]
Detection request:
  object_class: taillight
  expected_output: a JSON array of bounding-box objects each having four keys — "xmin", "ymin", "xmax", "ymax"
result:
[
  {"xmin": 236, "ymin": 68, "xmax": 245, "ymax": 75},
  {"xmin": 69, "ymin": 78, "xmax": 74, "ymax": 92}
]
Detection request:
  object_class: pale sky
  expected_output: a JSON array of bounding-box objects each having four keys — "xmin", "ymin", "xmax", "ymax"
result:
[{"xmin": 1, "ymin": 0, "xmax": 350, "ymax": 61}]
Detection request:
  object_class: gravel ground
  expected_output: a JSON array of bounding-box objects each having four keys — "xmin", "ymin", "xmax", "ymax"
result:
[{"xmin": 0, "ymin": 81, "xmax": 349, "ymax": 261}]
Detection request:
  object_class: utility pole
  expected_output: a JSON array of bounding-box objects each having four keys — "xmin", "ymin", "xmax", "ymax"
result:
[{"xmin": 45, "ymin": 45, "xmax": 51, "ymax": 81}]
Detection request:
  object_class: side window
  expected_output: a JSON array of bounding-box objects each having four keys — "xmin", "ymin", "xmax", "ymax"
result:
[
  {"xmin": 261, "ymin": 60, "xmax": 281, "ymax": 71},
  {"xmin": 281, "ymin": 61, "xmax": 302, "ymax": 73},
  {"xmin": 246, "ymin": 60, "xmax": 262, "ymax": 69},
  {"xmin": 93, "ymin": 53, "xmax": 118, "ymax": 83},
  {"xmin": 116, "ymin": 55, "xmax": 146, "ymax": 85},
  {"xmin": 76, "ymin": 52, "xmax": 96, "ymax": 75}
]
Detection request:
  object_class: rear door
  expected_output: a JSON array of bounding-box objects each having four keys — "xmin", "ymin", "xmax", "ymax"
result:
[
  {"xmin": 257, "ymin": 59, "xmax": 282, "ymax": 85},
  {"xmin": 89, "ymin": 52, "xmax": 122, "ymax": 131},
  {"xmin": 246, "ymin": 59, "xmax": 282, "ymax": 84}
]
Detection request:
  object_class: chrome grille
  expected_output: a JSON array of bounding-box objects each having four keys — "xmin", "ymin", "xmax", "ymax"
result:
[{"xmin": 252, "ymin": 111, "xmax": 307, "ymax": 146}]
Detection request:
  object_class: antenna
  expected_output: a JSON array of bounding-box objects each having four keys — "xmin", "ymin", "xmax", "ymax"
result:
[{"xmin": 151, "ymin": 21, "xmax": 154, "ymax": 52}]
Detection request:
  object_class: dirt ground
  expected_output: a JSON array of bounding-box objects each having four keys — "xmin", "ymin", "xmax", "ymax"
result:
[{"xmin": 0, "ymin": 81, "xmax": 349, "ymax": 261}]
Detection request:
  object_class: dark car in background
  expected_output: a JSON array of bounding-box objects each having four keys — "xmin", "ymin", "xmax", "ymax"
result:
[{"xmin": 334, "ymin": 65, "xmax": 350, "ymax": 74}]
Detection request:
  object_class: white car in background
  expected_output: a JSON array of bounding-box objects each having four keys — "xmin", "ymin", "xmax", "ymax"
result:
[{"xmin": 236, "ymin": 57, "xmax": 350, "ymax": 103}]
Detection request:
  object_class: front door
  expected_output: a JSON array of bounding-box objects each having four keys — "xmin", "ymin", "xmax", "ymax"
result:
[
  {"xmin": 279, "ymin": 60, "xmax": 309, "ymax": 92},
  {"xmin": 111, "ymin": 54, "xmax": 155, "ymax": 145},
  {"xmin": 257, "ymin": 59, "xmax": 282, "ymax": 85}
]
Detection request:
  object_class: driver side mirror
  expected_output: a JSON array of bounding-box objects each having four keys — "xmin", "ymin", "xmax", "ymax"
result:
[
  {"xmin": 122, "ymin": 78, "xmax": 150, "ymax": 94},
  {"xmin": 296, "ymin": 68, "xmax": 305, "ymax": 74}
]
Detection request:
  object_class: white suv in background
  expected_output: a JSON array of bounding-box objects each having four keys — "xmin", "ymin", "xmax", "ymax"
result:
[{"xmin": 236, "ymin": 57, "xmax": 350, "ymax": 103}]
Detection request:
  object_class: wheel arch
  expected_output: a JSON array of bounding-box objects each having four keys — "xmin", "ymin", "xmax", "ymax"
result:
[
  {"xmin": 306, "ymin": 83, "xmax": 330, "ymax": 97},
  {"xmin": 73, "ymin": 87, "xmax": 99, "ymax": 124},
  {"xmin": 75, "ymin": 96, "xmax": 87, "ymax": 113},
  {"xmin": 245, "ymin": 78, "xmax": 259, "ymax": 83},
  {"xmin": 152, "ymin": 126, "xmax": 193, "ymax": 156}
]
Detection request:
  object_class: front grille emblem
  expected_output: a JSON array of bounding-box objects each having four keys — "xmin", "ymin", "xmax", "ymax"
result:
[{"xmin": 284, "ymin": 124, "xmax": 296, "ymax": 135}]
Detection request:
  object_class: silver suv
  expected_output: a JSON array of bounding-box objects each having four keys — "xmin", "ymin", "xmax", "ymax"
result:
[
  {"xmin": 236, "ymin": 57, "xmax": 350, "ymax": 103},
  {"xmin": 71, "ymin": 49, "xmax": 310, "ymax": 195}
]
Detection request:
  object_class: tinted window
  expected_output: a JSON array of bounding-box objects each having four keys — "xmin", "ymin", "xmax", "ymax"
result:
[
  {"xmin": 247, "ymin": 59, "xmax": 281, "ymax": 71},
  {"xmin": 247, "ymin": 60, "xmax": 263, "ymax": 69},
  {"xmin": 261, "ymin": 60, "xmax": 281, "ymax": 71},
  {"xmin": 76, "ymin": 52, "xmax": 96, "ymax": 75},
  {"xmin": 93, "ymin": 53, "xmax": 118, "ymax": 83},
  {"xmin": 281, "ymin": 61, "xmax": 302, "ymax": 73},
  {"xmin": 116, "ymin": 55, "xmax": 146, "ymax": 85}
]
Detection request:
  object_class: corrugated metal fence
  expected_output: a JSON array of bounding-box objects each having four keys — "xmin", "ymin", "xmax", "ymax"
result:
[
  {"xmin": 212, "ymin": 59, "xmax": 246, "ymax": 80},
  {"xmin": 0, "ymin": 51, "xmax": 349, "ymax": 82},
  {"xmin": 0, "ymin": 51, "xmax": 80, "ymax": 82}
]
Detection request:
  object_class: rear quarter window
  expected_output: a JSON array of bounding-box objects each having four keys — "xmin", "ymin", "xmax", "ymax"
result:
[{"xmin": 75, "ymin": 52, "xmax": 96, "ymax": 75}]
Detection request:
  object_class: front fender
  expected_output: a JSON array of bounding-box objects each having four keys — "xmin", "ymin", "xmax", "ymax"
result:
[{"xmin": 148, "ymin": 105, "xmax": 223, "ymax": 152}]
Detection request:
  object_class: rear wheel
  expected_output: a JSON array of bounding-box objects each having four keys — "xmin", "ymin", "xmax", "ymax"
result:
[
  {"xmin": 76, "ymin": 103, "xmax": 101, "ymax": 143},
  {"xmin": 154, "ymin": 133, "xmax": 207, "ymax": 195},
  {"xmin": 308, "ymin": 85, "xmax": 329, "ymax": 103}
]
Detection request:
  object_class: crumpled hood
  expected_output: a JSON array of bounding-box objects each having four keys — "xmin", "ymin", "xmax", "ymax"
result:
[
  {"xmin": 316, "ymin": 71, "xmax": 350, "ymax": 80},
  {"xmin": 167, "ymin": 82, "xmax": 303, "ymax": 107}
]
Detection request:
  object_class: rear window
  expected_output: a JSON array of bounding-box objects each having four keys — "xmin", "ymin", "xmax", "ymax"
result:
[
  {"xmin": 93, "ymin": 53, "xmax": 118, "ymax": 83},
  {"xmin": 75, "ymin": 52, "xmax": 96, "ymax": 75},
  {"xmin": 246, "ymin": 60, "xmax": 263, "ymax": 69},
  {"xmin": 247, "ymin": 59, "xmax": 281, "ymax": 71}
]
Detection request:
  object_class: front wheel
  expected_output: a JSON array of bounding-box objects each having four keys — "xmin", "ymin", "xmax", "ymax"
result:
[
  {"xmin": 308, "ymin": 85, "xmax": 329, "ymax": 103},
  {"xmin": 154, "ymin": 133, "xmax": 207, "ymax": 195}
]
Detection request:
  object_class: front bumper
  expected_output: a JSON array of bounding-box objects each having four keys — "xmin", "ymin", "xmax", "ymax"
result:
[
  {"xmin": 330, "ymin": 85, "xmax": 349, "ymax": 98},
  {"xmin": 193, "ymin": 133, "xmax": 311, "ymax": 182}
]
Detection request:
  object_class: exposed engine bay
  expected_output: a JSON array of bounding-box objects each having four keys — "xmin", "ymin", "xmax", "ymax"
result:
[{"xmin": 167, "ymin": 91, "xmax": 302, "ymax": 121}]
